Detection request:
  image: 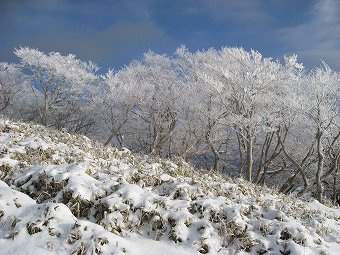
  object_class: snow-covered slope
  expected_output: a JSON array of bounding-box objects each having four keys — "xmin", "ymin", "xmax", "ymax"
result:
[{"xmin": 0, "ymin": 118, "xmax": 339, "ymax": 255}]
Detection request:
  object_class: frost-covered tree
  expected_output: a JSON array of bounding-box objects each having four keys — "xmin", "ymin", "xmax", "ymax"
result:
[
  {"xmin": 176, "ymin": 46, "xmax": 229, "ymax": 170},
  {"xmin": 251, "ymin": 55, "xmax": 304, "ymax": 186},
  {"xmin": 218, "ymin": 49, "xmax": 305, "ymax": 182},
  {"xmin": 96, "ymin": 52, "xmax": 184, "ymax": 156},
  {"xmin": 303, "ymin": 64, "xmax": 339, "ymax": 201},
  {"xmin": 177, "ymin": 47, "xmax": 303, "ymax": 181},
  {"xmin": 276, "ymin": 62, "xmax": 339, "ymax": 201},
  {"xmin": 133, "ymin": 52, "xmax": 183, "ymax": 156},
  {"xmin": 93, "ymin": 65, "xmax": 143, "ymax": 147},
  {"xmin": 14, "ymin": 47, "xmax": 98, "ymax": 132},
  {"xmin": 0, "ymin": 62, "xmax": 30, "ymax": 113}
]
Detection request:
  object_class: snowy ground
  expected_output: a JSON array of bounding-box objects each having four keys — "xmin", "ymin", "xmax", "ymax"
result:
[{"xmin": 0, "ymin": 118, "xmax": 339, "ymax": 254}]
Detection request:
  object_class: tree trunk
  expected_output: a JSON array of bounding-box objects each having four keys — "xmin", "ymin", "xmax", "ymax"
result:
[
  {"xmin": 315, "ymin": 126, "xmax": 324, "ymax": 202},
  {"xmin": 104, "ymin": 132, "xmax": 116, "ymax": 147},
  {"xmin": 0, "ymin": 94, "xmax": 10, "ymax": 112},
  {"xmin": 206, "ymin": 128, "xmax": 220, "ymax": 171},
  {"xmin": 333, "ymin": 169, "xmax": 338, "ymax": 204},
  {"xmin": 255, "ymin": 132, "xmax": 274, "ymax": 183},
  {"xmin": 245, "ymin": 128, "xmax": 253, "ymax": 182},
  {"xmin": 278, "ymin": 131, "xmax": 309, "ymax": 191},
  {"xmin": 42, "ymin": 88, "xmax": 49, "ymax": 126},
  {"xmin": 236, "ymin": 132, "xmax": 245, "ymax": 177}
]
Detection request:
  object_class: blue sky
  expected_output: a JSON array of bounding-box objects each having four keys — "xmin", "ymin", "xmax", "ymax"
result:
[{"xmin": 1, "ymin": 0, "xmax": 340, "ymax": 72}]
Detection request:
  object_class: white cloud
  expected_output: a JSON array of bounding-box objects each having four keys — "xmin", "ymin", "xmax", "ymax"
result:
[{"xmin": 278, "ymin": 0, "xmax": 340, "ymax": 70}]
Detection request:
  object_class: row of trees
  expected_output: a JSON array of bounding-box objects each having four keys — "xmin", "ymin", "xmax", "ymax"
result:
[{"xmin": 1, "ymin": 46, "xmax": 339, "ymax": 202}]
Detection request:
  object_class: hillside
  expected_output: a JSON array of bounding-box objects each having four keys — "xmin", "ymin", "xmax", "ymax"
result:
[{"xmin": 0, "ymin": 117, "xmax": 339, "ymax": 255}]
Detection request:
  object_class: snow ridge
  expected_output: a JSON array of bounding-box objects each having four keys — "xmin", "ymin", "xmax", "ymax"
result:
[{"xmin": 0, "ymin": 118, "xmax": 339, "ymax": 254}]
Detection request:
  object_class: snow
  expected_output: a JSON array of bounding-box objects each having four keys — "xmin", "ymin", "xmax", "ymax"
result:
[
  {"xmin": 0, "ymin": 118, "xmax": 339, "ymax": 254},
  {"xmin": 0, "ymin": 180, "xmax": 200, "ymax": 255}
]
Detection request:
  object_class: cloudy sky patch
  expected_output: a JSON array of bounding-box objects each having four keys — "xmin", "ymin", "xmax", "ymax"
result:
[
  {"xmin": 1, "ymin": 0, "xmax": 339, "ymax": 71},
  {"xmin": 278, "ymin": 0, "xmax": 340, "ymax": 70}
]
